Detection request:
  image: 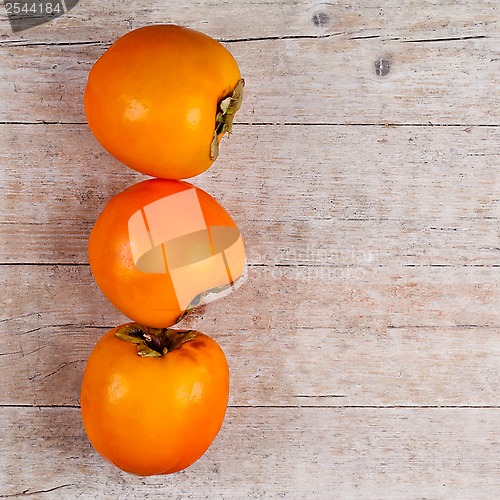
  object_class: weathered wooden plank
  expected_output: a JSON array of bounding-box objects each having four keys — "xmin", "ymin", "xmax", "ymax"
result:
[
  {"xmin": 1, "ymin": 0, "xmax": 498, "ymax": 496},
  {"xmin": 1, "ymin": 322, "xmax": 499, "ymax": 407},
  {"xmin": 1, "ymin": 264, "xmax": 499, "ymax": 406},
  {"xmin": 0, "ymin": 38, "xmax": 498, "ymax": 124},
  {"xmin": 0, "ymin": 0, "xmax": 497, "ymax": 43},
  {"xmin": 3, "ymin": 217, "xmax": 500, "ymax": 268},
  {"xmin": 2, "ymin": 264, "xmax": 499, "ymax": 332},
  {"xmin": 1, "ymin": 407, "xmax": 499, "ymax": 498},
  {"xmin": 1, "ymin": 124, "xmax": 499, "ymax": 265}
]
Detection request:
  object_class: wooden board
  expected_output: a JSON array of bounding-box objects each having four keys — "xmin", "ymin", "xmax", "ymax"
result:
[
  {"xmin": 1, "ymin": 124, "xmax": 499, "ymax": 265},
  {"xmin": 1, "ymin": 0, "xmax": 498, "ymax": 43},
  {"xmin": 1, "ymin": 0, "xmax": 499, "ymax": 496},
  {"xmin": 1, "ymin": 407, "xmax": 499, "ymax": 498},
  {"xmin": 0, "ymin": 40, "xmax": 498, "ymax": 124}
]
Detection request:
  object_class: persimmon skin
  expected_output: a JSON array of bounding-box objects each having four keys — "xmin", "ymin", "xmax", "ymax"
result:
[
  {"xmin": 80, "ymin": 326, "xmax": 229, "ymax": 475},
  {"xmin": 88, "ymin": 178, "xmax": 246, "ymax": 328},
  {"xmin": 84, "ymin": 24, "xmax": 242, "ymax": 179}
]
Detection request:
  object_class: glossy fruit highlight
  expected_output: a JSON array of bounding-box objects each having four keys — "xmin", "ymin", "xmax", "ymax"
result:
[
  {"xmin": 80, "ymin": 323, "xmax": 230, "ymax": 475},
  {"xmin": 88, "ymin": 178, "xmax": 246, "ymax": 328},
  {"xmin": 84, "ymin": 24, "xmax": 244, "ymax": 179}
]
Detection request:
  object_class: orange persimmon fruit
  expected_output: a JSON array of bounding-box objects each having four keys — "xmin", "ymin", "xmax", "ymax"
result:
[
  {"xmin": 88, "ymin": 178, "xmax": 246, "ymax": 328},
  {"xmin": 84, "ymin": 24, "xmax": 244, "ymax": 179},
  {"xmin": 80, "ymin": 323, "xmax": 230, "ymax": 475}
]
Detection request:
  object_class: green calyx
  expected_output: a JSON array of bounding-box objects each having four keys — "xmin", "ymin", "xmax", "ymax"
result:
[
  {"xmin": 115, "ymin": 323, "xmax": 198, "ymax": 358},
  {"xmin": 210, "ymin": 78, "xmax": 245, "ymax": 161}
]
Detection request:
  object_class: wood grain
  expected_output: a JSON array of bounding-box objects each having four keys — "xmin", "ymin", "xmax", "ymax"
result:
[
  {"xmin": 1, "ymin": 0, "xmax": 499, "ymax": 496},
  {"xmin": 0, "ymin": 37, "xmax": 498, "ymax": 124},
  {"xmin": 2, "ymin": 321, "xmax": 500, "ymax": 408},
  {"xmin": 1, "ymin": 0, "xmax": 498, "ymax": 43},
  {"xmin": 1, "ymin": 124, "xmax": 499, "ymax": 265},
  {"xmin": 1, "ymin": 264, "xmax": 499, "ymax": 407},
  {"xmin": 1, "ymin": 407, "xmax": 499, "ymax": 498},
  {"xmin": 2, "ymin": 263, "xmax": 500, "ymax": 331}
]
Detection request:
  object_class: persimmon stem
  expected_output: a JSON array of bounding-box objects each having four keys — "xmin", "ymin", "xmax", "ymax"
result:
[
  {"xmin": 115, "ymin": 324, "xmax": 198, "ymax": 358},
  {"xmin": 210, "ymin": 78, "xmax": 245, "ymax": 161},
  {"xmin": 143, "ymin": 330, "xmax": 164, "ymax": 353}
]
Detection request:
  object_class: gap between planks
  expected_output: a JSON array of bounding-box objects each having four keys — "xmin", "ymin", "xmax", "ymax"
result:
[
  {"xmin": 0, "ymin": 33, "xmax": 490, "ymax": 47},
  {"xmin": 0, "ymin": 122, "xmax": 498, "ymax": 126},
  {"xmin": 1, "ymin": 404, "xmax": 499, "ymax": 409}
]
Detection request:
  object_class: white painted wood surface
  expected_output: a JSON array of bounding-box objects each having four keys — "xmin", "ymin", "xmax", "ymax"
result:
[{"xmin": 1, "ymin": 0, "xmax": 499, "ymax": 497}]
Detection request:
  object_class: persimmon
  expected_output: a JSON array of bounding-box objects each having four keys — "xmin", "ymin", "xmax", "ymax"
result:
[
  {"xmin": 80, "ymin": 323, "xmax": 229, "ymax": 475},
  {"xmin": 84, "ymin": 24, "xmax": 244, "ymax": 179},
  {"xmin": 88, "ymin": 178, "xmax": 246, "ymax": 328}
]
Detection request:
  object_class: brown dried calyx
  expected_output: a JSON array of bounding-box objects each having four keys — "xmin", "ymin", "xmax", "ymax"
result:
[
  {"xmin": 210, "ymin": 78, "xmax": 245, "ymax": 161},
  {"xmin": 115, "ymin": 323, "xmax": 198, "ymax": 358}
]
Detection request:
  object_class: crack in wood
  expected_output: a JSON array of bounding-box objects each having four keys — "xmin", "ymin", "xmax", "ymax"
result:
[
  {"xmin": 295, "ymin": 395, "xmax": 347, "ymax": 398},
  {"xmin": 2, "ymin": 262, "xmax": 500, "ymax": 269},
  {"xmin": 350, "ymin": 35, "xmax": 381, "ymax": 40},
  {"xmin": 0, "ymin": 39, "xmax": 108, "ymax": 47},
  {"xmin": 19, "ymin": 323, "xmax": 84, "ymax": 336},
  {"xmin": 0, "ymin": 33, "xmax": 345, "ymax": 48},
  {"xmin": 0, "ymin": 33, "xmax": 490, "ymax": 48},
  {"xmin": 401, "ymin": 35, "xmax": 488, "ymax": 43},
  {"xmin": 1, "ymin": 403, "xmax": 499, "ymax": 409},
  {"xmin": 386, "ymin": 324, "xmax": 500, "ymax": 329},
  {"xmin": 28, "ymin": 360, "xmax": 85, "ymax": 382},
  {"xmin": 0, "ymin": 312, "xmax": 41, "ymax": 324},
  {"xmin": 228, "ymin": 404, "xmax": 500, "ymax": 409},
  {"xmin": 0, "ymin": 121, "xmax": 498, "ymax": 127},
  {"xmin": 0, "ymin": 484, "xmax": 75, "ymax": 498},
  {"xmin": 0, "ymin": 121, "xmax": 86, "ymax": 125},
  {"xmin": 220, "ymin": 33, "xmax": 344, "ymax": 43}
]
